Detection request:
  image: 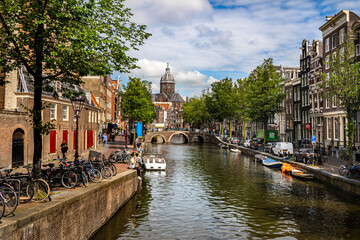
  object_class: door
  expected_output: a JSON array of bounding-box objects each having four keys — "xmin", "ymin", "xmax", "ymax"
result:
[
  {"xmin": 50, "ymin": 130, "xmax": 57, "ymax": 154},
  {"xmin": 12, "ymin": 129, "xmax": 24, "ymax": 167},
  {"xmin": 73, "ymin": 130, "xmax": 77, "ymax": 150},
  {"xmin": 63, "ymin": 130, "xmax": 68, "ymax": 144}
]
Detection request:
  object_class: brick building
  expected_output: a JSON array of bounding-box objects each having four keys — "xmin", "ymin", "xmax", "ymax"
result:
[
  {"xmin": 0, "ymin": 67, "xmax": 99, "ymax": 168},
  {"xmin": 152, "ymin": 63, "xmax": 184, "ymax": 130},
  {"xmin": 319, "ymin": 10, "xmax": 360, "ymax": 157}
]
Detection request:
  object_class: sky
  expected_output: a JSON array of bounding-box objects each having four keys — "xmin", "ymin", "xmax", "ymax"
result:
[{"xmin": 112, "ymin": 0, "xmax": 360, "ymax": 98}]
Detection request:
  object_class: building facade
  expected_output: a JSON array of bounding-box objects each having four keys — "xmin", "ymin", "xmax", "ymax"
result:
[{"xmin": 152, "ymin": 63, "xmax": 185, "ymax": 130}]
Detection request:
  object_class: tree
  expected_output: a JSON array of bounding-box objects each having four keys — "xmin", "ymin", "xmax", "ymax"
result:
[
  {"xmin": 205, "ymin": 78, "xmax": 238, "ymax": 137},
  {"xmin": 321, "ymin": 33, "xmax": 360, "ymax": 164},
  {"xmin": 183, "ymin": 92, "xmax": 210, "ymax": 129},
  {"xmin": 0, "ymin": 0, "xmax": 151, "ymax": 174},
  {"xmin": 235, "ymin": 77, "xmax": 251, "ymax": 140},
  {"xmin": 121, "ymin": 77, "xmax": 156, "ymax": 124},
  {"xmin": 245, "ymin": 58, "xmax": 285, "ymax": 143}
]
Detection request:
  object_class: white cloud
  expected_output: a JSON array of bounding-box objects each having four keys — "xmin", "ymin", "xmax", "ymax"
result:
[
  {"xmin": 124, "ymin": 0, "xmax": 213, "ymax": 25},
  {"xmin": 120, "ymin": 0, "xmax": 360, "ymax": 96},
  {"xmin": 124, "ymin": 59, "xmax": 218, "ymax": 97}
]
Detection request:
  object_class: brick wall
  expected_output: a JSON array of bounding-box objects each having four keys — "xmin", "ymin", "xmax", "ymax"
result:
[
  {"xmin": 0, "ymin": 111, "xmax": 33, "ymax": 168},
  {"xmin": 0, "ymin": 171, "xmax": 138, "ymax": 240}
]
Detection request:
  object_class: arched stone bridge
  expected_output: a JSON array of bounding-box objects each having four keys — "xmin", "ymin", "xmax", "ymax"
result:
[{"xmin": 145, "ymin": 131, "xmax": 217, "ymax": 143}]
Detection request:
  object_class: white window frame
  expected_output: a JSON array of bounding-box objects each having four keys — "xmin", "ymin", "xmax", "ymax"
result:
[
  {"xmin": 332, "ymin": 96, "xmax": 337, "ymax": 108},
  {"xmin": 325, "ymin": 56, "xmax": 330, "ymax": 69},
  {"xmin": 62, "ymin": 106, "xmax": 69, "ymax": 121},
  {"xmin": 334, "ymin": 117, "xmax": 339, "ymax": 140},
  {"xmin": 332, "ymin": 33, "xmax": 337, "ymax": 48},
  {"xmin": 50, "ymin": 104, "xmax": 57, "ymax": 121},
  {"xmin": 325, "ymin": 38, "xmax": 329, "ymax": 52},
  {"xmin": 328, "ymin": 118, "xmax": 332, "ymax": 140},
  {"xmin": 326, "ymin": 96, "xmax": 330, "ymax": 109},
  {"xmin": 339, "ymin": 28, "xmax": 344, "ymax": 44},
  {"xmin": 356, "ymin": 44, "xmax": 360, "ymax": 56}
]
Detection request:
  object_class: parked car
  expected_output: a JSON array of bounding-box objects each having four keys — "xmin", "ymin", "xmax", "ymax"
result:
[
  {"xmin": 244, "ymin": 140, "xmax": 251, "ymax": 147},
  {"xmin": 250, "ymin": 138, "xmax": 264, "ymax": 150},
  {"xmin": 264, "ymin": 142, "xmax": 276, "ymax": 153},
  {"xmin": 273, "ymin": 142, "xmax": 294, "ymax": 156},
  {"xmin": 294, "ymin": 148, "xmax": 316, "ymax": 163},
  {"xmin": 231, "ymin": 137, "xmax": 239, "ymax": 144}
]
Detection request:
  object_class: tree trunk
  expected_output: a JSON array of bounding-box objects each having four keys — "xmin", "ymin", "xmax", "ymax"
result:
[
  {"xmin": 346, "ymin": 110, "xmax": 355, "ymax": 165},
  {"xmin": 263, "ymin": 122, "xmax": 267, "ymax": 145},
  {"xmin": 32, "ymin": 23, "xmax": 45, "ymax": 177},
  {"xmin": 243, "ymin": 121, "xmax": 246, "ymax": 140}
]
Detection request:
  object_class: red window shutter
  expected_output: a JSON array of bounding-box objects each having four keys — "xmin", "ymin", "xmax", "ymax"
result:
[
  {"xmin": 87, "ymin": 130, "xmax": 91, "ymax": 149},
  {"xmin": 63, "ymin": 130, "xmax": 68, "ymax": 144},
  {"xmin": 50, "ymin": 130, "xmax": 57, "ymax": 154}
]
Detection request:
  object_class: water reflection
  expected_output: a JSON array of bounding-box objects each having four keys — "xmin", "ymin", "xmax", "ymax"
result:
[{"xmin": 91, "ymin": 142, "xmax": 360, "ymax": 240}]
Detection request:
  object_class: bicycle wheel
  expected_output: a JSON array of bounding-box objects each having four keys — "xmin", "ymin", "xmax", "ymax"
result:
[
  {"xmin": 27, "ymin": 179, "xmax": 50, "ymax": 202},
  {"xmin": 109, "ymin": 164, "xmax": 117, "ymax": 176},
  {"xmin": 339, "ymin": 166, "xmax": 347, "ymax": 176},
  {"xmin": 22, "ymin": 182, "xmax": 33, "ymax": 203},
  {"xmin": 88, "ymin": 169, "xmax": 102, "ymax": 183},
  {"xmin": 0, "ymin": 185, "xmax": 18, "ymax": 216},
  {"xmin": 81, "ymin": 171, "xmax": 89, "ymax": 187},
  {"xmin": 61, "ymin": 171, "xmax": 78, "ymax": 189},
  {"xmin": 101, "ymin": 167, "xmax": 113, "ymax": 179},
  {"xmin": 0, "ymin": 196, "xmax": 5, "ymax": 220}
]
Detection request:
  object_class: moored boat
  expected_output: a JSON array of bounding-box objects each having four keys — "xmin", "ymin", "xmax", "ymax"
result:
[
  {"xmin": 262, "ymin": 158, "xmax": 283, "ymax": 168},
  {"xmin": 255, "ymin": 154, "xmax": 267, "ymax": 162},
  {"xmin": 291, "ymin": 169, "xmax": 314, "ymax": 179},
  {"xmin": 230, "ymin": 149, "xmax": 241, "ymax": 153},
  {"xmin": 143, "ymin": 154, "xmax": 166, "ymax": 171}
]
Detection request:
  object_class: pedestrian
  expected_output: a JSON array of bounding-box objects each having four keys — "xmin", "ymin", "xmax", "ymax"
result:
[
  {"xmin": 101, "ymin": 133, "xmax": 104, "ymax": 143},
  {"xmin": 60, "ymin": 141, "xmax": 68, "ymax": 160},
  {"xmin": 129, "ymin": 152, "xmax": 141, "ymax": 178},
  {"xmin": 103, "ymin": 134, "xmax": 108, "ymax": 147},
  {"xmin": 136, "ymin": 138, "xmax": 142, "ymax": 152},
  {"xmin": 111, "ymin": 132, "xmax": 115, "ymax": 142}
]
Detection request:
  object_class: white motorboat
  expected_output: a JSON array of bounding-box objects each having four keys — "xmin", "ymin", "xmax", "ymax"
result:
[
  {"xmin": 143, "ymin": 154, "xmax": 166, "ymax": 171},
  {"xmin": 230, "ymin": 149, "xmax": 241, "ymax": 153}
]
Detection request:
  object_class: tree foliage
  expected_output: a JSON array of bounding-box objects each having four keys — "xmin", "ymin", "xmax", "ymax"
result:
[
  {"xmin": 0, "ymin": 0, "xmax": 151, "ymax": 174},
  {"xmin": 121, "ymin": 77, "xmax": 156, "ymax": 124},
  {"xmin": 182, "ymin": 92, "xmax": 210, "ymax": 128},
  {"xmin": 321, "ymin": 33, "xmax": 360, "ymax": 164}
]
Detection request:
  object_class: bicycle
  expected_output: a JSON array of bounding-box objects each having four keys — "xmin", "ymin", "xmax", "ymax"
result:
[
  {"xmin": 42, "ymin": 160, "xmax": 78, "ymax": 189},
  {"xmin": 83, "ymin": 160, "xmax": 102, "ymax": 183}
]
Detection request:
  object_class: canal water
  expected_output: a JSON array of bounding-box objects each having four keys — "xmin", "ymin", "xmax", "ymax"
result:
[{"xmin": 91, "ymin": 140, "xmax": 360, "ymax": 239}]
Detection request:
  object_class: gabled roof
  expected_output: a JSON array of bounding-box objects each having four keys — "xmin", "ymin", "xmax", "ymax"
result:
[{"xmin": 170, "ymin": 93, "xmax": 184, "ymax": 102}]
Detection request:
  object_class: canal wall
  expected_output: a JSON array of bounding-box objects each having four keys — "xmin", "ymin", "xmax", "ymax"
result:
[
  {"xmin": 0, "ymin": 170, "xmax": 138, "ymax": 240},
  {"xmin": 215, "ymin": 138, "xmax": 360, "ymax": 197}
]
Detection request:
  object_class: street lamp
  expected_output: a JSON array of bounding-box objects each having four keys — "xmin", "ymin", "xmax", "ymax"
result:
[
  {"xmin": 71, "ymin": 96, "xmax": 86, "ymax": 164},
  {"xmin": 124, "ymin": 114, "xmax": 130, "ymax": 148}
]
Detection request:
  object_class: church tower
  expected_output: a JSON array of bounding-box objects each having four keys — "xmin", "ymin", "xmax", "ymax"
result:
[{"xmin": 160, "ymin": 63, "xmax": 175, "ymax": 101}]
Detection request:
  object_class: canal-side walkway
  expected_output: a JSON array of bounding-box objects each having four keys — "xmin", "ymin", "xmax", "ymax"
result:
[
  {"xmin": 0, "ymin": 135, "xmax": 139, "ymax": 240},
  {"xmin": 216, "ymin": 137, "xmax": 360, "ymax": 196}
]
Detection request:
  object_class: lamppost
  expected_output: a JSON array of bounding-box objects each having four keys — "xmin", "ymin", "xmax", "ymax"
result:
[
  {"xmin": 124, "ymin": 114, "xmax": 129, "ymax": 148},
  {"xmin": 71, "ymin": 96, "xmax": 86, "ymax": 164}
]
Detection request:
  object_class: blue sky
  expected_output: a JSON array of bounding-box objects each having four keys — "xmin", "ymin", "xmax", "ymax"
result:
[{"xmin": 113, "ymin": 0, "xmax": 360, "ymax": 98}]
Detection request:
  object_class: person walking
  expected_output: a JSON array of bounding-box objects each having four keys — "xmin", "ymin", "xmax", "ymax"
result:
[
  {"xmin": 60, "ymin": 141, "xmax": 68, "ymax": 159},
  {"xmin": 103, "ymin": 134, "xmax": 108, "ymax": 147}
]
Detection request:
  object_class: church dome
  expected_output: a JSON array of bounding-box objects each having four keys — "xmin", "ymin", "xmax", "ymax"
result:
[{"xmin": 160, "ymin": 63, "xmax": 175, "ymax": 83}]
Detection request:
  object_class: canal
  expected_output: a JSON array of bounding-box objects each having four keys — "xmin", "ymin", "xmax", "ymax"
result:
[{"xmin": 91, "ymin": 141, "xmax": 360, "ymax": 239}]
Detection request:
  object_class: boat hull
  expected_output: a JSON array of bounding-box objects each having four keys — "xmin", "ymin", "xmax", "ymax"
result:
[
  {"xmin": 230, "ymin": 149, "xmax": 241, "ymax": 153},
  {"xmin": 262, "ymin": 158, "xmax": 283, "ymax": 168},
  {"xmin": 291, "ymin": 169, "xmax": 314, "ymax": 179}
]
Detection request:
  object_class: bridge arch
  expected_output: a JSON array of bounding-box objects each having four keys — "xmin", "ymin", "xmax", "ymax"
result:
[
  {"xmin": 168, "ymin": 132, "xmax": 189, "ymax": 143},
  {"xmin": 191, "ymin": 135, "xmax": 204, "ymax": 143},
  {"xmin": 150, "ymin": 135, "xmax": 166, "ymax": 143}
]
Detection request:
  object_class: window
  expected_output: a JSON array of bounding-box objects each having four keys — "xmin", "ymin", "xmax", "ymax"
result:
[
  {"xmin": 325, "ymin": 38, "xmax": 329, "ymax": 52},
  {"xmin": 89, "ymin": 111, "xmax": 91, "ymax": 123},
  {"xmin": 356, "ymin": 44, "xmax": 360, "ymax": 56},
  {"xmin": 332, "ymin": 96, "xmax": 337, "ymax": 108},
  {"xmin": 325, "ymin": 56, "xmax": 330, "ymax": 69},
  {"xmin": 328, "ymin": 118, "xmax": 332, "ymax": 139},
  {"xmin": 332, "ymin": 34, "xmax": 337, "ymax": 48},
  {"xmin": 62, "ymin": 106, "xmax": 68, "ymax": 121},
  {"xmin": 339, "ymin": 28, "xmax": 344, "ymax": 44},
  {"xmin": 50, "ymin": 104, "xmax": 56, "ymax": 120},
  {"xmin": 326, "ymin": 95, "xmax": 330, "ymax": 109},
  {"xmin": 334, "ymin": 117, "xmax": 339, "ymax": 140}
]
